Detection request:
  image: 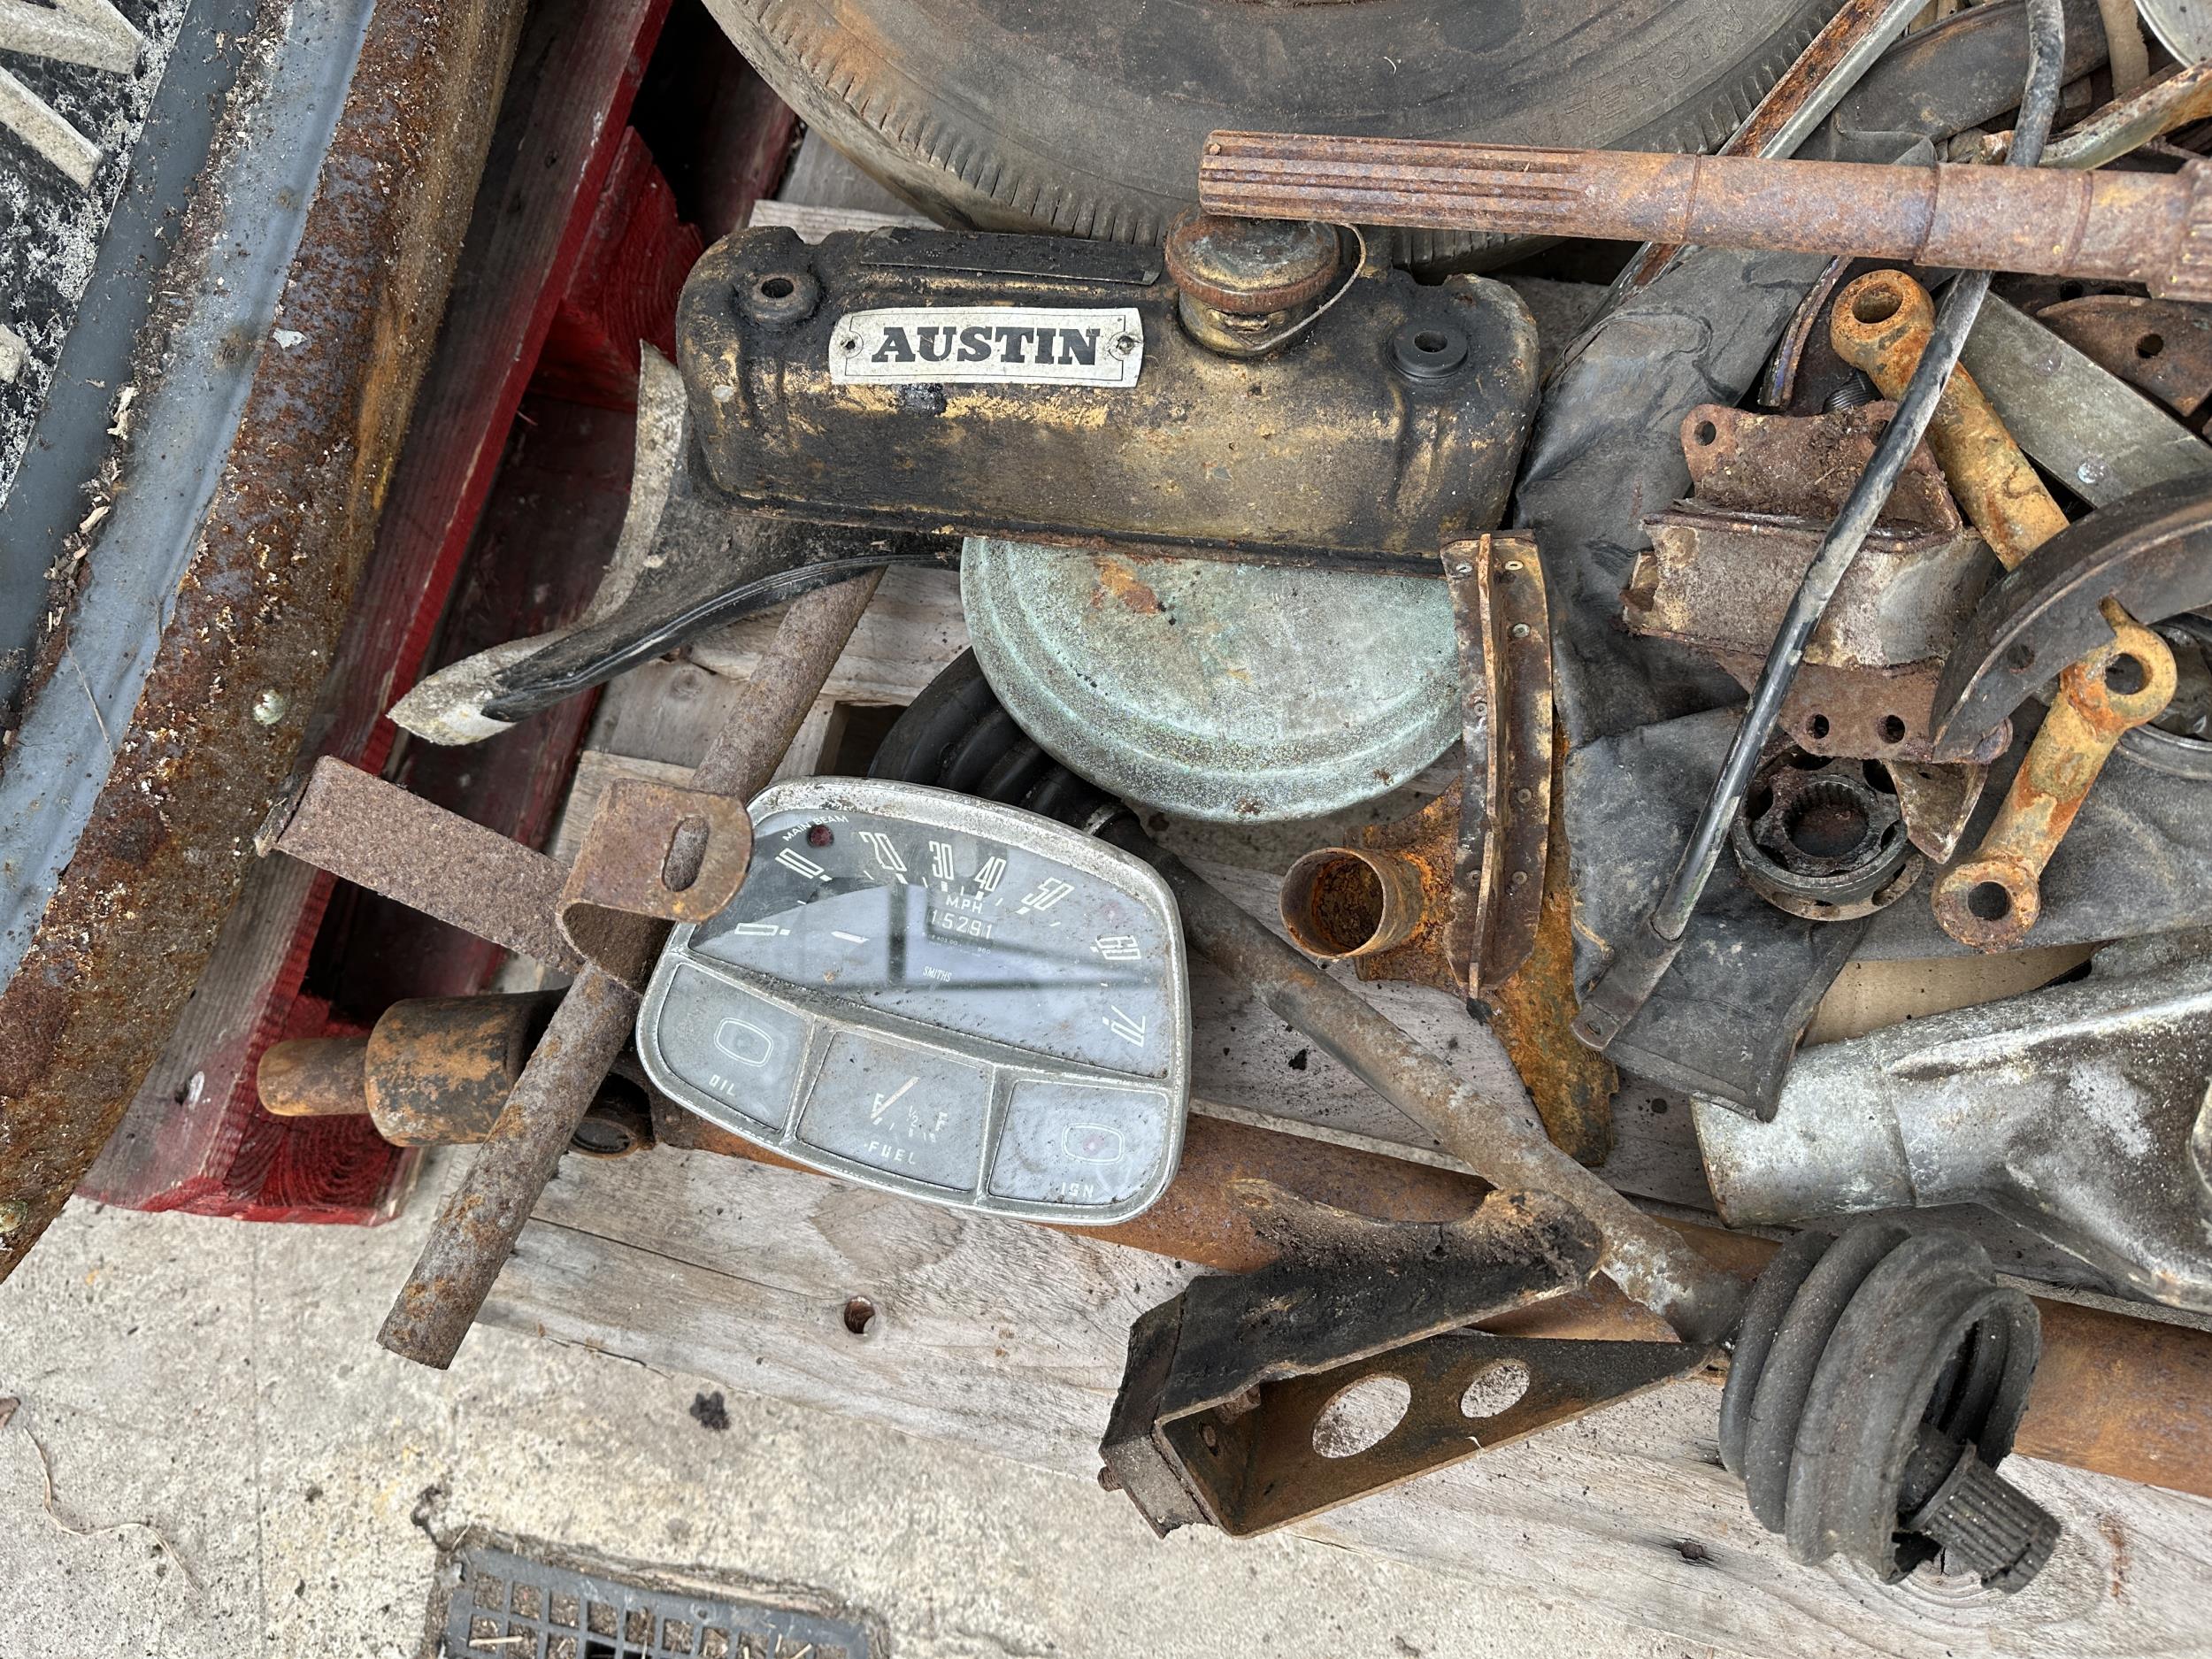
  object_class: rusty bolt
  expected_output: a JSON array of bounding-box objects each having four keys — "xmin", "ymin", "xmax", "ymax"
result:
[
  {"xmin": 0, "ymin": 1202, "xmax": 26, "ymax": 1235},
  {"xmin": 252, "ymin": 689, "xmax": 289, "ymax": 726}
]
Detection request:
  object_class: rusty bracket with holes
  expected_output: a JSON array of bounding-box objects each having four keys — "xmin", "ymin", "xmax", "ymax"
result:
[{"xmin": 1099, "ymin": 1183, "xmax": 1709, "ymax": 1536}]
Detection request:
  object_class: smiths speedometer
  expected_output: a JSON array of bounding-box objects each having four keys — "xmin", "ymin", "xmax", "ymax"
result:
[{"xmin": 637, "ymin": 779, "xmax": 1191, "ymax": 1222}]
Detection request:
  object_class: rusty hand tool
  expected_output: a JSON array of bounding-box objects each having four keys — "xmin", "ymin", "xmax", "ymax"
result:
[
  {"xmin": 1195, "ymin": 132, "xmax": 2212, "ymax": 303},
  {"xmin": 1830, "ymin": 267, "xmax": 2178, "ymax": 948}
]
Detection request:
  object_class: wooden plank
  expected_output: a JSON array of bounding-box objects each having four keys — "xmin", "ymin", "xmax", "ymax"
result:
[{"xmin": 483, "ymin": 1145, "xmax": 2212, "ymax": 1659}]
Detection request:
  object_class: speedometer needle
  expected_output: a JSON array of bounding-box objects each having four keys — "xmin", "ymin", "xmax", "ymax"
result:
[{"xmin": 870, "ymin": 1076, "xmax": 918, "ymax": 1123}]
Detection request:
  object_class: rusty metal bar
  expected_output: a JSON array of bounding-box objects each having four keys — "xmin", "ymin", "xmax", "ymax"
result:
[
  {"xmin": 656, "ymin": 1101, "xmax": 2212, "ymax": 1503},
  {"xmin": 1101, "ymin": 819, "xmax": 1745, "ymax": 1347},
  {"xmin": 1617, "ymin": 0, "xmax": 1929, "ymax": 292},
  {"xmin": 1195, "ymin": 133, "xmax": 2212, "ymax": 303},
  {"xmin": 380, "ymin": 963, "xmax": 639, "ymax": 1366},
  {"xmin": 263, "ymin": 757, "xmax": 585, "ymax": 973},
  {"xmin": 378, "ymin": 571, "xmax": 884, "ymax": 1368}
]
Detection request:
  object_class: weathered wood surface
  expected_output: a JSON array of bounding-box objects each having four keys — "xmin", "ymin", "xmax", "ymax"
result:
[
  {"xmin": 483, "ymin": 1145, "xmax": 2212, "ymax": 1659},
  {"xmin": 493, "ymin": 157, "xmax": 2212, "ymax": 1655}
]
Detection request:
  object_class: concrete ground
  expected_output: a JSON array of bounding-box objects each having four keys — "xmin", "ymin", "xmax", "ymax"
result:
[{"xmin": 0, "ymin": 1169, "xmax": 1746, "ymax": 1659}]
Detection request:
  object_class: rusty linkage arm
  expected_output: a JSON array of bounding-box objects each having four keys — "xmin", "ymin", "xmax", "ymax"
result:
[{"xmin": 1830, "ymin": 267, "xmax": 2178, "ymax": 948}]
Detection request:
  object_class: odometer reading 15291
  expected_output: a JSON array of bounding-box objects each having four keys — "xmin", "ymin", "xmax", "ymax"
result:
[{"xmin": 637, "ymin": 779, "xmax": 1192, "ymax": 1223}]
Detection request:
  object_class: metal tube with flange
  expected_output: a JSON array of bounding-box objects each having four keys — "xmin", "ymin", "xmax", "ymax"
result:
[
  {"xmin": 376, "ymin": 571, "xmax": 884, "ymax": 1368},
  {"xmin": 1103, "ymin": 819, "xmax": 1745, "ymax": 1346},
  {"xmin": 1195, "ymin": 134, "xmax": 2212, "ymax": 303}
]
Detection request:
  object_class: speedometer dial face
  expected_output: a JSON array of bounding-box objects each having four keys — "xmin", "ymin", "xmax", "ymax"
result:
[{"xmin": 637, "ymin": 779, "xmax": 1191, "ymax": 1223}]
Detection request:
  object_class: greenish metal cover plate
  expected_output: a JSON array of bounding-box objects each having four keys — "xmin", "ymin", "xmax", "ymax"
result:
[{"xmin": 961, "ymin": 538, "xmax": 1463, "ymax": 824}]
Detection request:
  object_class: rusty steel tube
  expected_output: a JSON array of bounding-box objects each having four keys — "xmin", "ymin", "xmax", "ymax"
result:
[
  {"xmin": 1195, "ymin": 135, "xmax": 2212, "ymax": 303},
  {"xmin": 378, "ymin": 572, "xmax": 884, "ymax": 1368},
  {"xmin": 1106, "ymin": 821, "xmax": 1745, "ymax": 1346},
  {"xmin": 1279, "ymin": 847, "xmax": 1429, "ymax": 961}
]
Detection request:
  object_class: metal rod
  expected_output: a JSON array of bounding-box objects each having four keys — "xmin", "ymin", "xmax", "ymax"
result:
[
  {"xmin": 1103, "ymin": 821, "xmax": 1746, "ymax": 1346},
  {"xmin": 377, "ymin": 571, "xmax": 885, "ymax": 1368},
  {"xmin": 1195, "ymin": 111, "xmax": 2206, "ymax": 300},
  {"xmin": 378, "ymin": 964, "xmax": 639, "ymax": 1366},
  {"xmin": 1617, "ymin": 0, "xmax": 1929, "ymax": 293}
]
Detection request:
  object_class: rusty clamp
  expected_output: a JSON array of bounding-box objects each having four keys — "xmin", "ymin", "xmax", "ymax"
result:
[{"xmin": 261, "ymin": 573, "xmax": 883, "ymax": 1367}]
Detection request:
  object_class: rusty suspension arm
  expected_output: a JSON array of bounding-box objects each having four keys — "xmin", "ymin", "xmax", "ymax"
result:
[{"xmin": 1194, "ymin": 134, "xmax": 2212, "ymax": 303}]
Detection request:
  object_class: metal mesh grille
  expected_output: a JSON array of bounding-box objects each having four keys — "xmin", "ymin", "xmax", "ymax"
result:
[{"xmin": 441, "ymin": 1542, "xmax": 870, "ymax": 1659}]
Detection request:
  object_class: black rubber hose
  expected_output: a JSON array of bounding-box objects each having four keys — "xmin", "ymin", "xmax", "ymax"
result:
[{"xmin": 1573, "ymin": 0, "xmax": 2070, "ymax": 1046}]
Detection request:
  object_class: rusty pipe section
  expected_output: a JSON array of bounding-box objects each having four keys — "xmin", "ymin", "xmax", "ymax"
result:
[
  {"xmin": 260, "ymin": 994, "xmax": 556, "ymax": 1146},
  {"xmin": 1828, "ymin": 269, "xmax": 2179, "ymax": 948},
  {"xmin": 1194, "ymin": 133, "xmax": 2212, "ymax": 303},
  {"xmin": 378, "ymin": 572, "xmax": 885, "ymax": 1369},
  {"xmin": 1279, "ymin": 847, "xmax": 1428, "ymax": 960},
  {"xmin": 1107, "ymin": 820, "xmax": 1743, "ymax": 1346},
  {"xmin": 1936, "ymin": 600, "xmax": 2177, "ymax": 945}
]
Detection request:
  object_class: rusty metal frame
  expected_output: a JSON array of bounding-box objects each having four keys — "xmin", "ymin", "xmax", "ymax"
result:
[{"xmin": 0, "ymin": 0, "xmax": 531, "ymax": 1277}]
